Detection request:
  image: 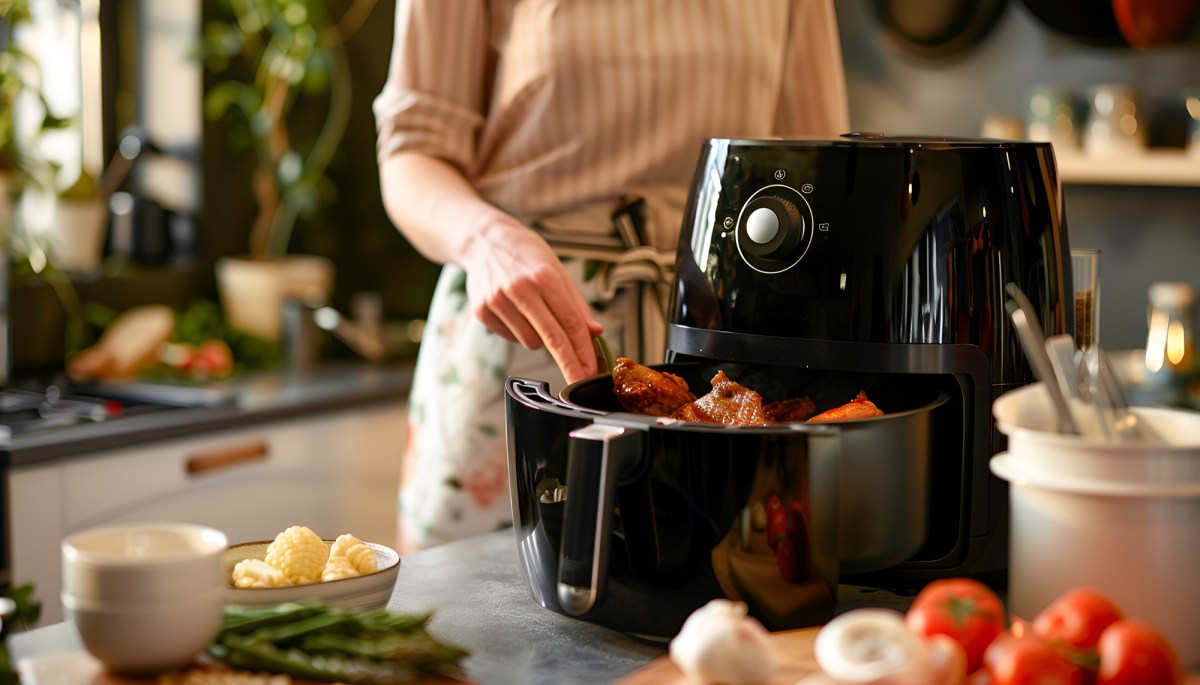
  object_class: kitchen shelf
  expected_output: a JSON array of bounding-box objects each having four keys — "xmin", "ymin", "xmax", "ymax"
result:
[{"xmin": 1057, "ymin": 149, "xmax": 1200, "ymax": 187}]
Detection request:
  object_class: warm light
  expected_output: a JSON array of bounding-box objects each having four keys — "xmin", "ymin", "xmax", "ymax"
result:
[
  {"xmin": 839, "ymin": 273, "xmax": 847, "ymax": 290},
  {"xmin": 1146, "ymin": 308, "xmax": 1169, "ymax": 372},
  {"xmin": 1119, "ymin": 114, "xmax": 1139, "ymax": 136},
  {"xmin": 1168, "ymin": 319, "xmax": 1188, "ymax": 366}
]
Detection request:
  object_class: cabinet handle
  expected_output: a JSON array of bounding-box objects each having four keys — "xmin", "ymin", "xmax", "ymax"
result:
[{"xmin": 186, "ymin": 440, "xmax": 269, "ymax": 476}]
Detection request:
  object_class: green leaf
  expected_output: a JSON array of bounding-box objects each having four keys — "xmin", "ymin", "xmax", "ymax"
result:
[{"xmin": 204, "ymin": 80, "xmax": 262, "ymax": 121}]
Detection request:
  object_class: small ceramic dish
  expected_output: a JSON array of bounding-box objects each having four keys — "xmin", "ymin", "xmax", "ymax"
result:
[{"xmin": 223, "ymin": 540, "xmax": 400, "ymax": 610}]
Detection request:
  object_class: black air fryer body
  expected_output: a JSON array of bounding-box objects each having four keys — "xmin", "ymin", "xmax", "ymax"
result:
[{"xmin": 666, "ymin": 135, "xmax": 1072, "ymax": 586}]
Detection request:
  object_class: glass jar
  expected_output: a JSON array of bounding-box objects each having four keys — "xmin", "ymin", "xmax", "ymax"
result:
[{"xmin": 1143, "ymin": 282, "xmax": 1197, "ymax": 406}]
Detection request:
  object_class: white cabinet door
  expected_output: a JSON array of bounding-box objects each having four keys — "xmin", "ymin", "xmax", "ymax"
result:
[{"xmin": 9, "ymin": 402, "xmax": 405, "ymax": 626}]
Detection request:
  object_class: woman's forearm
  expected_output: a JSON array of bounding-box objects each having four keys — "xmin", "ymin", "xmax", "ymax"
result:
[{"xmin": 379, "ymin": 151, "xmax": 513, "ymax": 266}]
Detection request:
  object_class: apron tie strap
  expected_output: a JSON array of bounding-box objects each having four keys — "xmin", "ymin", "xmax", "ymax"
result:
[{"xmin": 532, "ymin": 197, "xmax": 676, "ymax": 363}]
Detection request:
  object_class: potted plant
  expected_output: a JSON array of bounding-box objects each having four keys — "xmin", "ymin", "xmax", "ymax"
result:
[
  {"xmin": 0, "ymin": 0, "xmax": 71, "ymax": 271},
  {"xmin": 197, "ymin": 0, "xmax": 369, "ymax": 340}
]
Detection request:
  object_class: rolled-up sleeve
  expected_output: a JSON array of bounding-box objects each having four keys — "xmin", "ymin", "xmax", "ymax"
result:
[{"xmin": 373, "ymin": 0, "xmax": 490, "ymax": 172}]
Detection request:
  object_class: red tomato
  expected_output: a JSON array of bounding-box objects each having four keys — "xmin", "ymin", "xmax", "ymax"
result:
[
  {"xmin": 191, "ymin": 339, "xmax": 234, "ymax": 378},
  {"xmin": 906, "ymin": 577, "xmax": 1006, "ymax": 673},
  {"xmin": 766, "ymin": 497, "xmax": 788, "ymax": 551},
  {"xmin": 1096, "ymin": 619, "xmax": 1181, "ymax": 685},
  {"xmin": 775, "ymin": 536, "xmax": 799, "ymax": 582},
  {"xmin": 1032, "ymin": 587, "xmax": 1124, "ymax": 653},
  {"xmin": 983, "ymin": 631, "xmax": 1090, "ymax": 685}
]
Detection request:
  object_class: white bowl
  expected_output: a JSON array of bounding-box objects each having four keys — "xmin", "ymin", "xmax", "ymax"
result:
[
  {"xmin": 62, "ymin": 521, "xmax": 228, "ymax": 604},
  {"xmin": 63, "ymin": 588, "xmax": 224, "ymax": 674},
  {"xmin": 990, "ymin": 452, "xmax": 1200, "ymax": 669},
  {"xmin": 993, "ymin": 382, "xmax": 1200, "ymax": 483},
  {"xmin": 224, "ymin": 539, "xmax": 400, "ymax": 610}
]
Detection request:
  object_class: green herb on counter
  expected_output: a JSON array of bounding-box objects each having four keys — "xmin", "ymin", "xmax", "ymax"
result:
[
  {"xmin": 1, "ymin": 584, "xmax": 43, "ymax": 685},
  {"xmin": 211, "ymin": 601, "xmax": 469, "ymax": 684}
]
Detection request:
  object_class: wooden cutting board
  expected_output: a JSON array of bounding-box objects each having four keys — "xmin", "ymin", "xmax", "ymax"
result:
[
  {"xmin": 617, "ymin": 627, "xmax": 1200, "ymax": 685},
  {"xmin": 17, "ymin": 651, "xmax": 471, "ymax": 684}
]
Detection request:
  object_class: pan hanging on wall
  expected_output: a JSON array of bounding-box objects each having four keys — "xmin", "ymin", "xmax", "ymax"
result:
[
  {"xmin": 1019, "ymin": 0, "xmax": 1198, "ymax": 48},
  {"xmin": 871, "ymin": 0, "xmax": 1009, "ymax": 59}
]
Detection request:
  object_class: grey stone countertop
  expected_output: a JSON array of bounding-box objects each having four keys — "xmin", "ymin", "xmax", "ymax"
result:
[
  {"xmin": 11, "ymin": 530, "xmax": 667, "ymax": 685},
  {"xmin": 2, "ymin": 361, "xmax": 413, "ymax": 467},
  {"xmin": 11, "ymin": 530, "xmax": 921, "ymax": 685}
]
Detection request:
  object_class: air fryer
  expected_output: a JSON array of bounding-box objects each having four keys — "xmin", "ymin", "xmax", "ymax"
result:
[{"xmin": 665, "ymin": 134, "xmax": 1072, "ymax": 587}]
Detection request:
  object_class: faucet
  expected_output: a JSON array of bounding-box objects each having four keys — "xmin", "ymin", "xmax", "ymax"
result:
[{"xmin": 281, "ymin": 296, "xmax": 386, "ymax": 369}]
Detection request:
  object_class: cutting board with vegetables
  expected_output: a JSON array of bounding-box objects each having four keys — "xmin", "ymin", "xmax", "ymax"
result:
[
  {"xmin": 616, "ymin": 628, "xmax": 1200, "ymax": 684},
  {"xmin": 617, "ymin": 627, "xmax": 820, "ymax": 684},
  {"xmin": 18, "ymin": 651, "xmax": 473, "ymax": 684}
]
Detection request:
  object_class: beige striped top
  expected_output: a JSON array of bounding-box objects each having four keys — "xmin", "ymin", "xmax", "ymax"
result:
[{"xmin": 373, "ymin": 0, "xmax": 850, "ymax": 250}]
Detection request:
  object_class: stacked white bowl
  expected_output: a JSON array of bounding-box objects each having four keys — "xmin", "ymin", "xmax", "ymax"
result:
[
  {"xmin": 991, "ymin": 382, "xmax": 1200, "ymax": 669},
  {"xmin": 60, "ymin": 521, "xmax": 229, "ymax": 674}
]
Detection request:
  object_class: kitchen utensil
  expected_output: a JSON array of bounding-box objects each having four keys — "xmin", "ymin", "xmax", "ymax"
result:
[
  {"xmin": 507, "ymin": 363, "xmax": 946, "ymax": 638},
  {"xmin": 870, "ymin": 0, "xmax": 1009, "ymax": 58},
  {"xmin": 1096, "ymin": 343, "xmax": 1161, "ymax": 443},
  {"xmin": 664, "ymin": 136, "xmax": 1069, "ymax": 588},
  {"xmin": 1045, "ymin": 334, "xmax": 1082, "ymax": 400},
  {"xmin": 1112, "ymin": 0, "xmax": 1198, "ymax": 48},
  {"xmin": 60, "ymin": 522, "xmax": 228, "ymax": 674},
  {"xmin": 1005, "ymin": 296, "xmax": 1078, "ymax": 435},
  {"xmin": 1019, "ymin": 0, "xmax": 1126, "ymax": 45},
  {"xmin": 1083, "ymin": 344, "xmax": 1160, "ymax": 443},
  {"xmin": 991, "ymin": 452, "xmax": 1200, "ymax": 669},
  {"xmin": 223, "ymin": 539, "xmax": 400, "ymax": 610}
]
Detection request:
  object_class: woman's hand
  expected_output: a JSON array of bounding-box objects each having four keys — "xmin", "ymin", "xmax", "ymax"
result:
[{"xmin": 461, "ymin": 217, "xmax": 604, "ymax": 383}]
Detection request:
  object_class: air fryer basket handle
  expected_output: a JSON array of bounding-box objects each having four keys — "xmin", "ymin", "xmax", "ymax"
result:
[{"xmin": 557, "ymin": 423, "xmax": 639, "ymax": 616}]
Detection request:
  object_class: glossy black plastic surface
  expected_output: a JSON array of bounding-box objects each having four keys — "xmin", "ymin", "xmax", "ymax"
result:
[
  {"xmin": 506, "ymin": 363, "xmax": 945, "ymax": 638},
  {"xmin": 666, "ymin": 137, "xmax": 1072, "ymax": 586},
  {"xmin": 671, "ymin": 137, "xmax": 1071, "ymax": 378}
]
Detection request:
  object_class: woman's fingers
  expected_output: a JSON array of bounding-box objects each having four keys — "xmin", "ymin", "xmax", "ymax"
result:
[
  {"xmin": 515, "ymin": 292, "xmax": 597, "ymax": 383},
  {"xmin": 478, "ymin": 265, "xmax": 599, "ymax": 382}
]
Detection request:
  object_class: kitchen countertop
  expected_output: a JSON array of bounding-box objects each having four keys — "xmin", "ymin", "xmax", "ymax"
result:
[
  {"xmin": 12, "ymin": 530, "xmax": 665, "ymax": 685},
  {"xmin": 2, "ymin": 361, "xmax": 413, "ymax": 467},
  {"xmin": 12, "ymin": 530, "xmax": 921, "ymax": 685}
]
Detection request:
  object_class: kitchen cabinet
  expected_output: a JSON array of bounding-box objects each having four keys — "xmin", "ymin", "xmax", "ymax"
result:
[{"xmin": 8, "ymin": 400, "xmax": 406, "ymax": 626}]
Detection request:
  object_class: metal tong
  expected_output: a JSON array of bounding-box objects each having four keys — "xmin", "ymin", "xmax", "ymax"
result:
[{"xmin": 1005, "ymin": 283, "xmax": 1079, "ymax": 435}]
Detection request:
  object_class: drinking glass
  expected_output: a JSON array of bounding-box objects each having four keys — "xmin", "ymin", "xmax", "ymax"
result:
[{"xmin": 1072, "ymin": 248, "xmax": 1101, "ymax": 351}]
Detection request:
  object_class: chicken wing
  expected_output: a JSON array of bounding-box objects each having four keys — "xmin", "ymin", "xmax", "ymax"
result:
[
  {"xmin": 806, "ymin": 391, "xmax": 884, "ymax": 423},
  {"xmin": 612, "ymin": 357, "xmax": 697, "ymax": 416},
  {"xmin": 669, "ymin": 371, "xmax": 769, "ymax": 427},
  {"xmin": 763, "ymin": 397, "xmax": 817, "ymax": 423}
]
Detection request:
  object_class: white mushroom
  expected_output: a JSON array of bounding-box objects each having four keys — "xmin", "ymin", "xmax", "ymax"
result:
[
  {"xmin": 799, "ymin": 608, "xmax": 965, "ymax": 685},
  {"xmin": 669, "ymin": 599, "xmax": 778, "ymax": 685}
]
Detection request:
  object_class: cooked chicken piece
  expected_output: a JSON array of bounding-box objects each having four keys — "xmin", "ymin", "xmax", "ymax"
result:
[
  {"xmin": 669, "ymin": 371, "xmax": 769, "ymax": 427},
  {"xmin": 763, "ymin": 397, "xmax": 817, "ymax": 423},
  {"xmin": 806, "ymin": 391, "xmax": 884, "ymax": 423},
  {"xmin": 612, "ymin": 357, "xmax": 697, "ymax": 416}
]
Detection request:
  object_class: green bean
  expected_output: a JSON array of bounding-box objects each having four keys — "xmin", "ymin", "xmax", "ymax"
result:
[
  {"xmin": 221, "ymin": 635, "xmax": 420, "ymax": 684},
  {"xmin": 208, "ymin": 601, "xmax": 468, "ymax": 683},
  {"xmin": 219, "ymin": 601, "xmax": 326, "ymax": 634}
]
